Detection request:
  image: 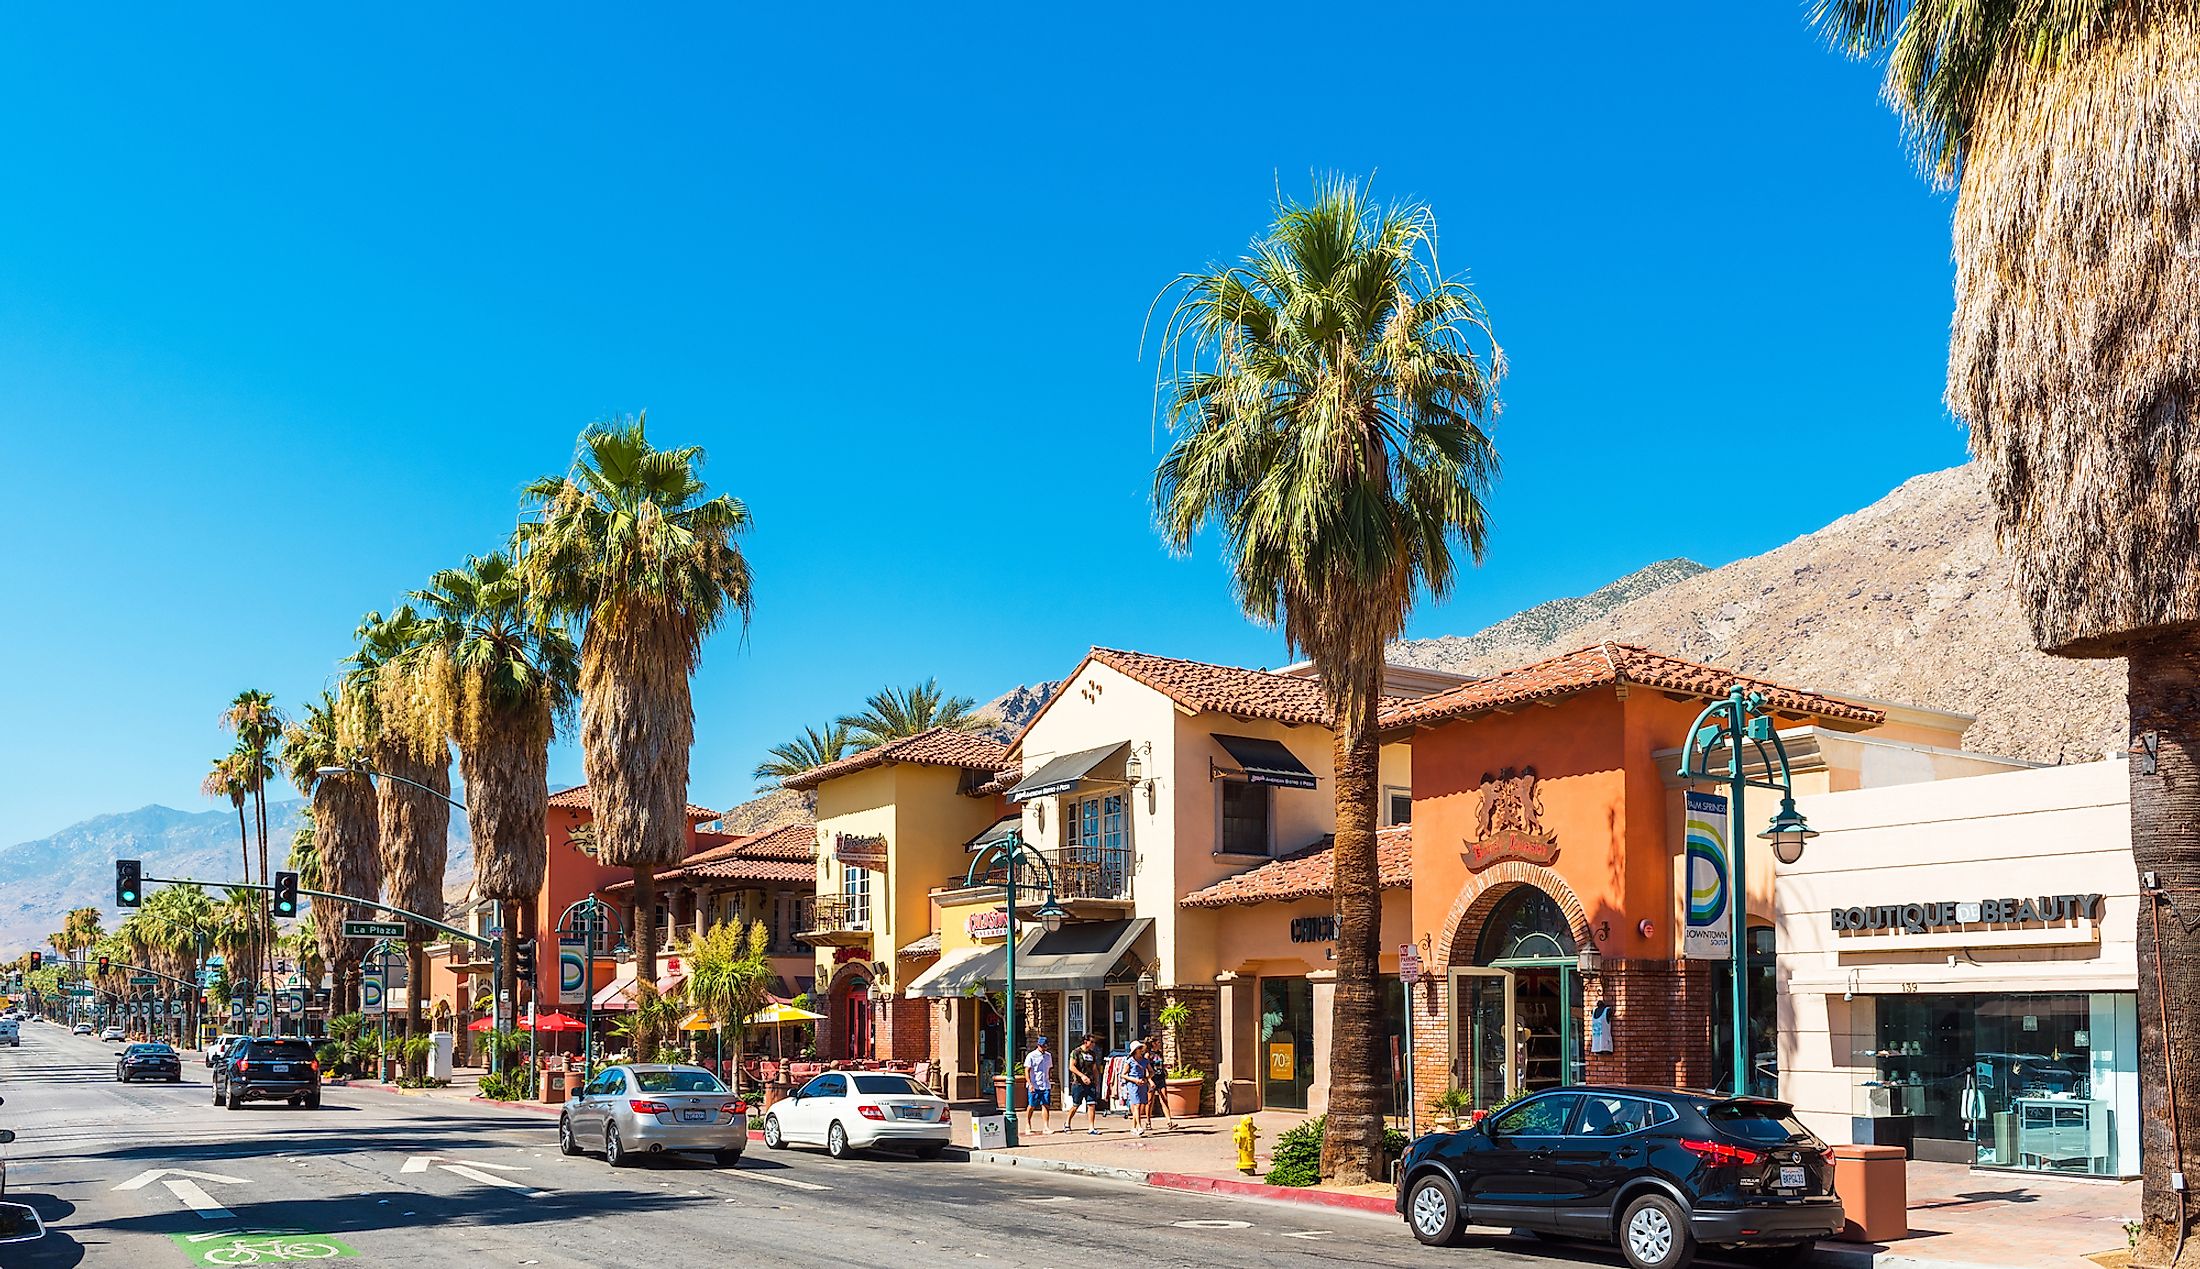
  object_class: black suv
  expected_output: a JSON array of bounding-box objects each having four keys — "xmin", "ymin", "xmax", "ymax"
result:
[
  {"xmin": 1397, "ymin": 1086, "xmax": 1842, "ymax": 1269},
  {"xmin": 213, "ymin": 1036, "xmax": 322, "ymax": 1110}
]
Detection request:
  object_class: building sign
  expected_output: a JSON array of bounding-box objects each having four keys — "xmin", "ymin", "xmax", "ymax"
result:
[
  {"xmin": 1463, "ymin": 766, "xmax": 1558, "ymax": 871},
  {"xmin": 1399, "ymin": 943, "xmax": 1424, "ymax": 985},
  {"xmin": 1288, "ymin": 916, "xmax": 1337, "ymax": 944},
  {"xmin": 834, "ymin": 833, "xmax": 888, "ymax": 870},
  {"xmin": 1830, "ymin": 893, "xmax": 2105, "ymax": 933},
  {"xmin": 1683, "ymin": 791, "xmax": 1731, "ymax": 962},
  {"xmin": 966, "ymin": 908, "xmax": 1010, "ymax": 941}
]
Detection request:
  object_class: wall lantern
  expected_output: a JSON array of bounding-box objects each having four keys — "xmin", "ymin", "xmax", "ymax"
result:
[
  {"xmin": 1575, "ymin": 941, "xmax": 1603, "ymax": 977},
  {"xmin": 1759, "ymin": 795, "xmax": 1818, "ymax": 865},
  {"xmin": 1136, "ymin": 969, "xmax": 1156, "ymax": 997}
]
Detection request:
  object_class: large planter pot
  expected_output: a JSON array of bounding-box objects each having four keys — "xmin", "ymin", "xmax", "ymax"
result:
[
  {"xmin": 1163, "ymin": 1075, "xmax": 1204, "ymax": 1119},
  {"xmin": 992, "ymin": 1075, "xmax": 1025, "ymax": 1111}
]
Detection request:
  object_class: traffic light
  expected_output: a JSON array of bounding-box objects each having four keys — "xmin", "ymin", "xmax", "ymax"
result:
[
  {"xmin": 115, "ymin": 858, "xmax": 142, "ymax": 908},
  {"xmin": 273, "ymin": 871, "xmax": 299, "ymax": 918},
  {"xmin": 97, "ymin": 955, "xmax": 110, "ymax": 975},
  {"xmin": 28, "ymin": 952, "xmax": 40, "ymax": 971},
  {"xmin": 512, "ymin": 937, "xmax": 537, "ymax": 981}
]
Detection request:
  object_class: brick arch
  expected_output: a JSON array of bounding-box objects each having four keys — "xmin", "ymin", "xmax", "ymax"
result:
[{"xmin": 1434, "ymin": 862, "xmax": 1592, "ymax": 972}]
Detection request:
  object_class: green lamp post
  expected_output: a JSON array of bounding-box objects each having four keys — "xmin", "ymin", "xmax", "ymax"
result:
[
  {"xmin": 1676, "ymin": 686, "xmax": 1818, "ymax": 1097},
  {"xmin": 962, "ymin": 828, "xmax": 1068, "ymax": 1148}
]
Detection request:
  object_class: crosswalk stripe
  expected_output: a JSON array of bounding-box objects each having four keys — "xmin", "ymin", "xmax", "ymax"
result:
[{"xmin": 724, "ymin": 1168, "xmax": 829, "ymax": 1191}]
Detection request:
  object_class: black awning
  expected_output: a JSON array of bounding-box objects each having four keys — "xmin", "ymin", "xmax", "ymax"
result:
[
  {"xmin": 1006, "ymin": 742, "xmax": 1126, "ymax": 803},
  {"xmin": 1213, "ymin": 734, "xmax": 1318, "ymax": 789},
  {"xmin": 964, "ymin": 814, "xmax": 1022, "ymax": 854}
]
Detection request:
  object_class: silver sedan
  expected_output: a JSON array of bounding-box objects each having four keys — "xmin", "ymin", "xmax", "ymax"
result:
[{"xmin": 558, "ymin": 1064, "xmax": 748, "ymax": 1168}]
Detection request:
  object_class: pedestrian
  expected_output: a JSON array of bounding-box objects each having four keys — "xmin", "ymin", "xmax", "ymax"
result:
[
  {"xmin": 1024, "ymin": 1033, "xmax": 1055, "ymax": 1135},
  {"xmin": 1143, "ymin": 1035, "xmax": 1177, "ymax": 1130},
  {"xmin": 1124, "ymin": 1040, "xmax": 1151, "ymax": 1135},
  {"xmin": 1065, "ymin": 1033, "xmax": 1103, "ymax": 1135}
]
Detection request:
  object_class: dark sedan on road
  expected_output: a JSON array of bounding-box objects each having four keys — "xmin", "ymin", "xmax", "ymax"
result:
[
  {"xmin": 213, "ymin": 1036, "xmax": 321, "ymax": 1109},
  {"xmin": 1396, "ymin": 1086, "xmax": 1842, "ymax": 1269},
  {"xmin": 117, "ymin": 1042, "xmax": 183, "ymax": 1083}
]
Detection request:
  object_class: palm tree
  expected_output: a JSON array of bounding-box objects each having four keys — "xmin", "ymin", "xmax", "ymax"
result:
[
  {"xmin": 212, "ymin": 888, "xmax": 266, "ymax": 1023},
  {"xmin": 200, "ymin": 753, "xmax": 253, "ymax": 915},
  {"xmin": 221, "ymin": 690, "xmax": 286, "ymax": 1008},
  {"xmin": 345, "ymin": 606, "xmax": 453, "ymax": 1041},
  {"xmin": 1152, "ymin": 178, "xmax": 1500, "ymax": 1184},
  {"xmin": 837, "ymin": 680, "xmax": 983, "ymax": 748},
  {"xmin": 140, "ymin": 884, "xmax": 214, "ymax": 1042},
  {"xmin": 284, "ymin": 691, "xmax": 383, "ymax": 1015},
  {"xmin": 517, "ymin": 415, "xmax": 754, "ymax": 983},
  {"xmin": 1813, "ymin": 7, "xmax": 2200, "ymax": 1257},
  {"xmin": 409, "ymin": 550, "xmax": 579, "ymax": 1034},
  {"xmin": 678, "ymin": 918, "xmax": 774, "ymax": 1080},
  {"xmin": 752, "ymin": 722, "xmax": 854, "ymax": 790}
]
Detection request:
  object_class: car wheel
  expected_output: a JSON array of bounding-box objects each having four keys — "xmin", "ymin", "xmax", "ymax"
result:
[
  {"xmin": 763, "ymin": 1115, "xmax": 786, "ymax": 1150},
  {"xmin": 303, "ymin": 1092, "xmax": 320, "ymax": 1109},
  {"xmin": 1405, "ymin": 1173, "xmax": 1465, "ymax": 1247},
  {"xmin": 604, "ymin": 1123, "xmax": 633, "ymax": 1168},
  {"xmin": 558, "ymin": 1116, "xmax": 581, "ymax": 1157},
  {"xmin": 212, "ymin": 1082, "xmax": 224, "ymax": 1107},
  {"xmin": 288, "ymin": 1096, "xmax": 303, "ymax": 1108},
  {"xmin": 713, "ymin": 1150, "xmax": 742, "ymax": 1167},
  {"xmin": 1618, "ymin": 1193, "xmax": 1695, "ymax": 1269},
  {"xmin": 825, "ymin": 1121, "xmax": 851, "ymax": 1159},
  {"xmin": 225, "ymin": 1084, "xmax": 243, "ymax": 1111}
]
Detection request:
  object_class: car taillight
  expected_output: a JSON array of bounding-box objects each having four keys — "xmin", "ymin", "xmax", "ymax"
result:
[
  {"xmin": 629, "ymin": 1099, "xmax": 670, "ymax": 1115},
  {"xmin": 1821, "ymin": 1147, "xmax": 1837, "ymax": 1170},
  {"xmin": 234, "ymin": 1058, "xmax": 248, "ymax": 1073},
  {"xmin": 309, "ymin": 1061, "xmax": 320, "ymax": 1074},
  {"xmin": 856, "ymin": 1104, "xmax": 885, "ymax": 1121},
  {"xmin": 722, "ymin": 1101, "xmax": 746, "ymax": 1115},
  {"xmin": 1681, "ymin": 1138, "xmax": 1764, "ymax": 1167}
]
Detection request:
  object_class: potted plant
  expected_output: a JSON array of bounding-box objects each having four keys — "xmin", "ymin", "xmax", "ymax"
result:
[
  {"xmin": 1157, "ymin": 1001, "xmax": 1205, "ymax": 1117},
  {"xmin": 1430, "ymin": 1085, "xmax": 1473, "ymax": 1132},
  {"xmin": 993, "ymin": 1061, "xmax": 1026, "ymax": 1112}
]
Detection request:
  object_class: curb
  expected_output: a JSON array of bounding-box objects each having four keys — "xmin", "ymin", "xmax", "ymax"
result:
[
  {"xmin": 1147, "ymin": 1170, "xmax": 1394, "ymax": 1216},
  {"xmin": 963, "ymin": 1151, "xmax": 1149, "ymax": 1184}
]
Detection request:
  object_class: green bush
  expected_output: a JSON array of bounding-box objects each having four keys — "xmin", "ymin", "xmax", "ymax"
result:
[
  {"xmin": 315, "ymin": 1042, "xmax": 345, "ymax": 1073},
  {"xmin": 478, "ymin": 1068, "xmax": 532, "ymax": 1102},
  {"xmin": 1265, "ymin": 1115, "xmax": 1326, "ymax": 1187}
]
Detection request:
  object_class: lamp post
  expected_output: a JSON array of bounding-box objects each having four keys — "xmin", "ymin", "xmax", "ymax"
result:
[
  {"xmin": 1676, "ymin": 686, "xmax": 1818, "ymax": 1097},
  {"xmin": 963, "ymin": 829, "xmax": 1068, "ymax": 1148},
  {"xmin": 557, "ymin": 895, "xmax": 623, "ymax": 1079}
]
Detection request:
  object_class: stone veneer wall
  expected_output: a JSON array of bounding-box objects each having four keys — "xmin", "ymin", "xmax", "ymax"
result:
[{"xmin": 1159, "ymin": 986, "xmax": 1220, "ymax": 1114}]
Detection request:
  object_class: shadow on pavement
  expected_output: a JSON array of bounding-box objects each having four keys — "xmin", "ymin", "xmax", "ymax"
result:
[{"xmin": 2, "ymin": 1191, "xmax": 86, "ymax": 1268}]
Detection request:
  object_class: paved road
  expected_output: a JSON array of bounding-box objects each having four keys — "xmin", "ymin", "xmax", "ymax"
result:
[{"xmin": 0, "ymin": 1020, "xmax": 1647, "ymax": 1268}]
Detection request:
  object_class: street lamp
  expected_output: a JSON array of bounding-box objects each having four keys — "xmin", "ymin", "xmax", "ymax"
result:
[
  {"xmin": 962, "ymin": 828, "xmax": 1068, "ymax": 1148},
  {"xmin": 557, "ymin": 895, "xmax": 623, "ymax": 1080},
  {"xmin": 1676, "ymin": 686, "xmax": 1815, "ymax": 1098}
]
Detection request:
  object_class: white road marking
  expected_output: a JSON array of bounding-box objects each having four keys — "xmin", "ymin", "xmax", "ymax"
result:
[
  {"xmin": 1171, "ymin": 1219, "xmax": 1252, "ymax": 1229},
  {"xmin": 114, "ymin": 1168, "xmax": 250, "ymax": 1191},
  {"xmin": 724, "ymin": 1168, "xmax": 830, "ymax": 1191},
  {"xmin": 114, "ymin": 1169, "xmax": 250, "ymax": 1221},
  {"xmin": 1279, "ymin": 1230, "xmax": 1332, "ymax": 1239},
  {"xmin": 401, "ymin": 1154, "xmax": 546, "ymax": 1197},
  {"xmin": 162, "ymin": 1178, "xmax": 233, "ymax": 1220}
]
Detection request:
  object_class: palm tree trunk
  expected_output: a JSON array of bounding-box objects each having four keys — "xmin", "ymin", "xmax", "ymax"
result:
[
  {"xmin": 406, "ymin": 936, "xmax": 425, "ymax": 1041},
  {"xmin": 257, "ymin": 786, "xmax": 278, "ymax": 1017},
  {"xmin": 1320, "ymin": 686, "xmax": 1385, "ymax": 1186},
  {"xmin": 633, "ymin": 867, "xmax": 660, "ymax": 984},
  {"xmin": 2127, "ymin": 636, "xmax": 2200, "ymax": 1267}
]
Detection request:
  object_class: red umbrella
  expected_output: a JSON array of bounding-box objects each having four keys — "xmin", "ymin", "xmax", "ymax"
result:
[
  {"xmin": 525, "ymin": 1012, "xmax": 583, "ymax": 1032},
  {"xmin": 465, "ymin": 1016, "xmax": 496, "ymax": 1032}
]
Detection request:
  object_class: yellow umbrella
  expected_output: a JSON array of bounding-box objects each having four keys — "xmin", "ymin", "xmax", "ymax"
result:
[
  {"xmin": 745, "ymin": 1002, "xmax": 827, "ymax": 1026},
  {"xmin": 678, "ymin": 1009, "xmax": 715, "ymax": 1033}
]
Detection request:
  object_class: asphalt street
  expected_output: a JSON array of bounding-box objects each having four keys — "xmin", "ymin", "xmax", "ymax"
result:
[{"xmin": 0, "ymin": 1021, "xmax": 1657, "ymax": 1269}]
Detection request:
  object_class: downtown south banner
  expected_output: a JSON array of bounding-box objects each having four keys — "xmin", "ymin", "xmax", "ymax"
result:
[
  {"xmin": 1683, "ymin": 791, "xmax": 1732, "ymax": 961},
  {"xmin": 559, "ymin": 940, "xmax": 587, "ymax": 1005}
]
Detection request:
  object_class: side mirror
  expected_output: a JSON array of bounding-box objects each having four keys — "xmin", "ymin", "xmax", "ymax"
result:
[
  {"xmin": 0, "ymin": 1201, "xmax": 45, "ymax": 1244},
  {"xmin": 0, "ymin": 1130, "xmax": 14, "ymax": 1144}
]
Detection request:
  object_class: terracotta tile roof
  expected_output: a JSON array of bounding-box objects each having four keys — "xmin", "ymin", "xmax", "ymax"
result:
[
  {"xmin": 602, "ymin": 822, "xmax": 819, "ymax": 892},
  {"xmin": 970, "ymin": 767, "xmax": 1022, "ymax": 797},
  {"xmin": 779, "ymin": 726, "xmax": 1011, "ymax": 792},
  {"xmin": 898, "ymin": 932, "xmax": 942, "ymax": 960},
  {"xmin": 1085, "ymin": 647, "xmax": 1337, "ymax": 727},
  {"xmin": 546, "ymin": 784, "xmax": 721, "ymax": 822},
  {"xmin": 1179, "ymin": 825, "xmax": 1413, "ymax": 908},
  {"xmin": 1376, "ymin": 642, "xmax": 1886, "ymax": 732}
]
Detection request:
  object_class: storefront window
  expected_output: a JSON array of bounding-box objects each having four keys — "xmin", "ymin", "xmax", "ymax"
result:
[
  {"xmin": 1869, "ymin": 992, "xmax": 2137, "ymax": 1176},
  {"xmin": 1260, "ymin": 977, "xmax": 1314, "ymax": 1110}
]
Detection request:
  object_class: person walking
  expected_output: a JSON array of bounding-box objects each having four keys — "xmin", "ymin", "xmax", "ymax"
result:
[
  {"xmin": 1023, "ymin": 1034, "xmax": 1055, "ymax": 1135},
  {"xmin": 1124, "ymin": 1040, "xmax": 1151, "ymax": 1135},
  {"xmin": 1065, "ymin": 1033, "xmax": 1103, "ymax": 1134},
  {"xmin": 1142, "ymin": 1034, "xmax": 1178, "ymax": 1130}
]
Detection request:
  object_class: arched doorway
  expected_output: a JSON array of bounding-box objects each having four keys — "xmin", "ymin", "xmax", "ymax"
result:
[
  {"xmin": 838, "ymin": 978, "xmax": 872, "ymax": 1059},
  {"xmin": 1450, "ymin": 885, "xmax": 1587, "ymax": 1106}
]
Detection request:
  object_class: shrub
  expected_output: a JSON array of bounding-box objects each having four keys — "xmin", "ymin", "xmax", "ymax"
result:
[
  {"xmin": 1265, "ymin": 1115, "xmax": 1326, "ymax": 1187},
  {"xmin": 315, "ymin": 1042, "xmax": 345, "ymax": 1073},
  {"xmin": 478, "ymin": 1068, "xmax": 532, "ymax": 1102}
]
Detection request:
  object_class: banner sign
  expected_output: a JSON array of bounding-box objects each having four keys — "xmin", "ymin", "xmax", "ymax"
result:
[
  {"xmin": 1683, "ymin": 791, "xmax": 1732, "ymax": 962},
  {"xmin": 558, "ymin": 940, "xmax": 587, "ymax": 1004},
  {"xmin": 362, "ymin": 972, "xmax": 385, "ymax": 1013}
]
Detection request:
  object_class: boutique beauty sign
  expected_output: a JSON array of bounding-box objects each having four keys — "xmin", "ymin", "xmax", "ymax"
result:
[
  {"xmin": 1831, "ymin": 893, "xmax": 2105, "ymax": 934},
  {"xmin": 1682, "ymin": 792, "xmax": 1731, "ymax": 962}
]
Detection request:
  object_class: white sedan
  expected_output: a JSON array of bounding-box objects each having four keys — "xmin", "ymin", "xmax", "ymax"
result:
[{"xmin": 761, "ymin": 1070, "xmax": 950, "ymax": 1159}]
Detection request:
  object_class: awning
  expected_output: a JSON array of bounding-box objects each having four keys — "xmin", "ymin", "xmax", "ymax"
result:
[
  {"xmin": 1213, "ymin": 734, "xmax": 1318, "ymax": 789},
  {"xmin": 964, "ymin": 814, "xmax": 1022, "ymax": 855},
  {"xmin": 1013, "ymin": 917, "xmax": 1152, "ymax": 992},
  {"xmin": 1007, "ymin": 742, "xmax": 1127, "ymax": 802},
  {"xmin": 904, "ymin": 946, "xmax": 1006, "ymax": 999},
  {"xmin": 591, "ymin": 968, "xmax": 638, "ymax": 1012}
]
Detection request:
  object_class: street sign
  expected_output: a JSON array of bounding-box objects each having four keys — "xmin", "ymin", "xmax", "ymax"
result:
[
  {"xmin": 131, "ymin": 975, "xmax": 158, "ymax": 985},
  {"xmin": 344, "ymin": 920, "xmax": 405, "ymax": 940},
  {"xmin": 1399, "ymin": 943, "xmax": 1424, "ymax": 986}
]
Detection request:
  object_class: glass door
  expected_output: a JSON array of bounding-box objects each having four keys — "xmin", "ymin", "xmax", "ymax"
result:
[
  {"xmin": 1452, "ymin": 968, "xmax": 1513, "ymax": 1110},
  {"xmin": 1259, "ymin": 977, "xmax": 1314, "ymax": 1110}
]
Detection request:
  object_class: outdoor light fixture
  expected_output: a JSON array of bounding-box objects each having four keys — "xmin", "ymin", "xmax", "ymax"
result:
[
  {"xmin": 1759, "ymin": 795, "xmax": 1818, "ymax": 865},
  {"xmin": 1575, "ymin": 940, "xmax": 1603, "ymax": 977},
  {"xmin": 1136, "ymin": 969, "xmax": 1156, "ymax": 997},
  {"xmin": 1124, "ymin": 748, "xmax": 1143, "ymax": 784},
  {"xmin": 1036, "ymin": 898, "xmax": 1069, "ymax": 934}
]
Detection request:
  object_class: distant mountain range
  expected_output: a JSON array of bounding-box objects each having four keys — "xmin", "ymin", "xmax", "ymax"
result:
[{"xmin": 0, "ymin": 799, "xmax": 474, "ymax": 956}]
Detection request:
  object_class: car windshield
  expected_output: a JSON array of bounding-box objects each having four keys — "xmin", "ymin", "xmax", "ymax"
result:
[
  {"xmin": 633, "ymin": 1069, "xmax": 725, "ymax": 1094},
  {"xmin": 1707, "ymin": 1099, "xmax": 1813, "ymax": 1144},
  {"xmin": 851, "ymin": 1075, "xmax": 927, "ymax": 1096},
  {"xmin": 248, "ymin": 1040, "xmax": 318, "ymax": 1061},
  {"xmin": 125, "ymin": 1044, "xmax": 173, "ymax": 1056}
]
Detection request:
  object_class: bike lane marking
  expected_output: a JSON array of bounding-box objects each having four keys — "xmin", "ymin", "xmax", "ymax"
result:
[{"xmin": 166, "ymin": 1229, "xmax": 358, "ymax": 1264}]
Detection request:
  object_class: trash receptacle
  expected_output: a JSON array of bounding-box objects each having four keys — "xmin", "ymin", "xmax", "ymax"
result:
[
  {"xmin": 539, "ymin": 1069, "xmax": 566, "ymax": 1104},
  {"xmin": 1832, "ymin": 1144, "xmax": 1908, "ymax": 1242},
  {"xmin": 970, "ymin": 1114, "xmax": 1007, "ymax": 1150},
  {"xmin": 427, "ymin": 1031, "xmax": 455, "ymax": 1080}
]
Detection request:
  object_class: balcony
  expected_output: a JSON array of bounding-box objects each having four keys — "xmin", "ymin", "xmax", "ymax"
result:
[
  {"xmin": 949, "ymin": 846, "xmax": 1133, "ymax": 905},
  {"xmin": 797, "ymin": 896, "xmax": 873, "ymax": 947}
]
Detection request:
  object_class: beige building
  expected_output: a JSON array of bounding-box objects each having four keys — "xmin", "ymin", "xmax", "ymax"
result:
[{"xmin": 1775, "ymin": 759, "xmax": 2140, "ymax": 1177}]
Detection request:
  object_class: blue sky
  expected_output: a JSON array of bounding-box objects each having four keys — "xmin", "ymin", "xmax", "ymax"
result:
[{"xmin": 0, "ymin": 5, "xmax": 1965, "ymax": 840}]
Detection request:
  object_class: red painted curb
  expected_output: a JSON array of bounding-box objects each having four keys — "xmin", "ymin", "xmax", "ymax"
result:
[
  {"xmin": 1146, "ymin": 1171, "xmax": 1396, "ymax": 1216},
  {"xmin": 468, "ymin": 1095, "xmax": 563, "ymax": 1116}
]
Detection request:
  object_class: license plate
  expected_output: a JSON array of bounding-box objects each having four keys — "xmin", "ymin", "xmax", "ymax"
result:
[
  {"xmin": 1780, "ymin": 1165, "xmax": 1806, "ymax": 1189},
  {"xmin": 893, "ymin": 1106, "xmax": 929, "ymax": 1120},
  {"xmin": 679, "ymin": 1109, "xmax": 709, "ymax": 1122},
  {"xmin": 269, "ymin": 1064, "xmax": 288, "ymax": 1073}
]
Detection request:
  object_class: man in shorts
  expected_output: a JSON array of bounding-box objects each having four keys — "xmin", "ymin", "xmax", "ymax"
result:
[
  {"xmin": 1024, "ymin": 1034, "xmax": 1055, "ymax": 1134},
  {"xmin": 1065, "ymin": 1034, "xmax": 1103, "ymax": 1134}
]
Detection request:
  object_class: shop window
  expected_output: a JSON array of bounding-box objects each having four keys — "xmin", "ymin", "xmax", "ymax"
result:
[
  {"xmin": 1219, "ymin": 780, "xmax": 1271, "ymax": 855},
  {"xmin": 1384, "ymin": 787, "xmax": 1412, "ymax": 827},
  {"xmin": 844, "ymin": 867, "xmax": 871, "ymax": 928},
  {"xmin": 1063, "ymin": 793, "xmax": 1131, "ymax": 898}
]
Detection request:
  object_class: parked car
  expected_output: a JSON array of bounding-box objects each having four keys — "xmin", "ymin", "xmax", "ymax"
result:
[
  {"xmin": 1396, "ymin": 1086, "xmax": 1842, "ymax": 1269},
  {"xmin": 99, "ymin": 1027, "xmax": 125, "ymax": 1043},
  {"xmin": 760, "ymin": 1069, "xmax": 950, "ymax": 1160},
  {"xmin": 559, "ymin": 1064, "xmax": 746, "ymax": 1167},
  {"xmin": 71, "ymin": 1023, "xmax": 93, "ymax": 1036},
  {"xmin": 212, "ymin": 1036, "xmax": 321, "ymax": 1109},
  {"xmin": 0, "ymin": 1019, "xmax": 17, "ymax": 1048},
  {"xmin": 117, "ymin": 1042, "xmax": 183, "ymax": 1083}
]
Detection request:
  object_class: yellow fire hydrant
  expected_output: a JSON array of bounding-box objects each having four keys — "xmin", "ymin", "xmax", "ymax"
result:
[{"xmin": 1234, "ymin": 1114, "xmax": 1260, "ymax": 1175}]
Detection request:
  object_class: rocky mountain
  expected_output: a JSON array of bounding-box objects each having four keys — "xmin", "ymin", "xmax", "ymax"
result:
[
  {"xmin": 1389, "ymin": 464, "xmax": 2126, "ymax": 765},
  {"xmin": 1395, "ymin": 559, "xmax": 1708, "ymax": 672},
  {"xmin": 978, "ymin": 681, "xmax": 1060, "ymax": 741},
  {"xmin": 0, "ymin": 800, "xmax": 475, "ymax": 955}
]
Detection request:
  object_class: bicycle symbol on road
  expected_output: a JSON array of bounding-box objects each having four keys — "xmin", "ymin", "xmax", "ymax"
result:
[{"xmin": 168, "ymin": 1229, "xmax": 356, "ymax": 1264}]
